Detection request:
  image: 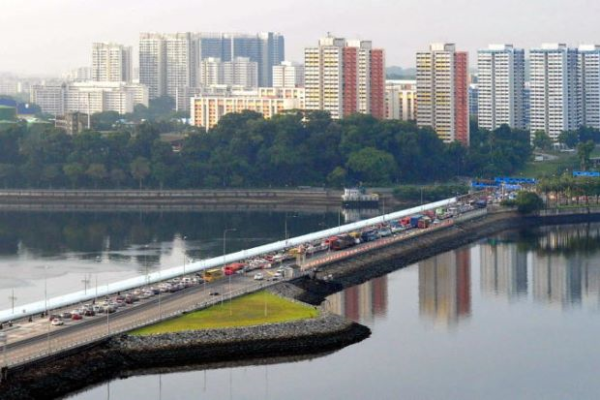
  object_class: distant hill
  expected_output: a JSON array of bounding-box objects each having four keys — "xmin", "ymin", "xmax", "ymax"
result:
[{"xmin": 386, "ymin": 66, "xmax": 416, "ymax": 80}]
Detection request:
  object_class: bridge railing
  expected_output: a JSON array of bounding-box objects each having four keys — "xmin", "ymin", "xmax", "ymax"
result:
[{"xmin": 0, "ymin": 197, "xmax": 458, "ymax": 323}]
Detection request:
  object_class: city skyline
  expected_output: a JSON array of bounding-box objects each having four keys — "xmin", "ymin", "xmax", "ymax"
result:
[{"xmin": 1, "ymin": 0, "xmax": 599, "ymax": 76}]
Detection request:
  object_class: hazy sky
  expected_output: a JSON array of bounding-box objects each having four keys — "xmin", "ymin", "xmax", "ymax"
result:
[{"xmin": 1, "ymin": 0, "xmax": 600, "ymax": 76}]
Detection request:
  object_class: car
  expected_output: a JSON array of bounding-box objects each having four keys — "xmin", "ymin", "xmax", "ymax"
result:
[
  {"xmin": 209, "ymin": 291, "xmax": 220, "ymax": 296},
  {"xmin": 51, "ymin": 318, "xmax": 64, "ymax": 326},
  {"xmin": 71, "ymin": 313, "xmax": 83, "ymax": 321},
  {"xmin": 254, "ymin": 273, "xmax": 264, "ymax": 281},
  {"xmin": 83, "ymin": 309, "xmax": 96, "ymax": 317},
  {"xmin": 274, "ymin": 271, "xmax": 283, "ymax": 278},
  {"xmin": 60, "ymin": 312, "xmax": 72, "ymax": 319}
]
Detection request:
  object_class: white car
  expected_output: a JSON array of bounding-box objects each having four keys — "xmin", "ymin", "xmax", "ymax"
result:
[
  {"xmin": 51, "ymin": 318, "xmax": 64, "ymax": 326},
  {"xmin": 253, "ymin": 273, "xmax": 264, "ymax": 281},
  {"xmin": 274, "ymin": 271, "xmax": 283, "ymax": 278}
]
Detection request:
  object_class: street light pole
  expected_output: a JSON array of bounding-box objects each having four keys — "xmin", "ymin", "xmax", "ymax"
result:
[
  {"xmin": 183, "ymin": 236, "xmax": 187, "ymax": 277},
  {"xmin": 223, "ymin": 228, "xmax": 236, "ymax": 313}
]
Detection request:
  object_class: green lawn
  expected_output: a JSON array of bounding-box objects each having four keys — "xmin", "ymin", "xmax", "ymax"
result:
[
  {"xmin": 515, "ymin": 155, "xmax": 580, "ymax": 179},
  {"xmin": 130, "ymin": 291, "xmax": 319, "ymax": 335}
]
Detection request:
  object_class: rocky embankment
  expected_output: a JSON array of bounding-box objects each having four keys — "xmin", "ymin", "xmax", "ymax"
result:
[{"xmin": 0, "ymin": 301, "xmax": 369, "ymax": 400}]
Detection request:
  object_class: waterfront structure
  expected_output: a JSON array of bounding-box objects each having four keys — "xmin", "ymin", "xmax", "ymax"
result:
[
  {"xmin": 385, "ymin": 79, "xmax": 416, "ymax": 121},
  {"xmin": 198, "ymin": 57, "xmax": 258, "ymax": 88},
  {"xmin": 92, "ymin": 42, "xmax": 132, "ymax": 83},
  {"xmin": 416, "ymin": 43, "xmax": 469, "ymax": 145},
  {"xmin": 304, "ymin": 35, "xmax": 385, "ymax": 119},
  {"xmin": 190, "ymin": 87, "xmax": 305, "ymax": 130},
  {"xmin": 477, "ymin": 44, "xmax": 526, "ymax": 130},
  {"xmin": 273, "ymin": 61, "xmax": 305, "ymax": 88},
  {"xmin": 31, "ymin": 82, "xmax": 149, "ymax": 116},
  {"xmin": 529, "ymin": 43, "xmax": 580, "ymax": 140},
  {"xmin": 579, "ymin": 44, "xmax": 600, "ymax": 130}
]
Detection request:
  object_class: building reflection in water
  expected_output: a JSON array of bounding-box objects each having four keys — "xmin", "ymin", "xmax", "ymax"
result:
[
  {"xmin": 418, "ymin": 248, "xmax": 471, "ymax": 329},
  {"xmin": 480, "ymin": 244, "xmax": 528, "ymax": 301},
  {"xmin": 326, "ymin": 275, "xmax": 388, "ymax": 323}
]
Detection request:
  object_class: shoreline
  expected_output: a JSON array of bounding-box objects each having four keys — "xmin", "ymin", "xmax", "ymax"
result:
[
  {"xmin": 2, "ymin": 208, "xmax": 600, "ymax": 399},
  {"xmin": 0, "ymin": 189, "xmax": 401, "ymax": 210}
]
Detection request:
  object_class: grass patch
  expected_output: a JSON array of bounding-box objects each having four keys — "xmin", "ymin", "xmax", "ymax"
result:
[
  {"xmin": 515, "ymin": 154, "xmax": 579, "ymax": 179},
  {"xmin": 130, "ymin": 291, "xmax": 319, "ymax": 335}
]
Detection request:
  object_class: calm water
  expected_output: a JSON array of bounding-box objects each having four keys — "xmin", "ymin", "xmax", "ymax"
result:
[
  {"xmin": 62, "ymin": 222, "xmax": 600, "ymax": 400},
  {"xmin": 0, "ymin": 209, "xmax": 364, "ymax": 309}
]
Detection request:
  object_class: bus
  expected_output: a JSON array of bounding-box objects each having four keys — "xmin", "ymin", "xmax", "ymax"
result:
[{"xmin": 203, "ymin": 268, "xmax": 224, "ymax": 282}]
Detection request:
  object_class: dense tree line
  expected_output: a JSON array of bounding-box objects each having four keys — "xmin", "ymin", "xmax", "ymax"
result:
[
  {"xmin": 0, "ymin": 111, "xmax": 532, "ymax": 189},
  {"xmin": 538, "ymin": 174, "xmax": 600, "ymax": 206}
]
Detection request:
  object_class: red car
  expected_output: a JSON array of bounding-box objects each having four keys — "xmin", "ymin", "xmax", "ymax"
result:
[{"xmin": 71, "ymin": 313, "xmax": 83, "ymax": 321}]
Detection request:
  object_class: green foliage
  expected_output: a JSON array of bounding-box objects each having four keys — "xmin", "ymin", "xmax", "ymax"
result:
[
  {"xmin": 393, "ymin": 184, "xmax": 470, "ymax": 203},
  {"xmin": 0, "ymin": 112, "xmax": 533, "ymax": 189},
  {"xmin": 558, "ymin": 130, "xmax": 579, "ymax": 149},
  {"xmin": 532, "ymin": 130, "xmax": 552, "ymax": 151},
  {"xmin": 515, "ymin": 191, "xmax": 544, "ymax": 214},
  {"xmin": 577, "ymin": 140, "xmax": 596, "ymax": 170}
]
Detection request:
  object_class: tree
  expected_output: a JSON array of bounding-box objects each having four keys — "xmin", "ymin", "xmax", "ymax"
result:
[
  {"xmin": 577, "ymin": 140, "xmax": 595, "ymax": 170},
  {"xmin": 130, "ymin": 157, "xmax": 151, "ymax": 189},
  {"xmin": 346, "ymin": 147, "xmax": 397, "ymax": 185},
  {"xmin": 109, "ymin": 168, "xmax": 127, "ymax": 188},
  {"xmin": 558, "ymin": 130, "xmax": 579, "ymax": 149},
  {"xmin": 532, "ymin": 130, "xmax": 552, "ymax": 151},
  {"xmin": 515, "ymin": 191, "xmax": 544, "ymax": 214},
  {"xmin": 327, "ymin": 167, "xmax": 347, "ymax": 188},
  {"xmin": 86, "ymin": 163, "xmax": 107, "ymax": 188},
  {"xmin": 63, "ymin": 162, "xmax": 85, "ymax": 188}
]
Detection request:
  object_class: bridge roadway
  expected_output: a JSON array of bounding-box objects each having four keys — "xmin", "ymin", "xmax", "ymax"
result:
[{"xmin": 0, "ymin": 207, "xmax": 487, "ymax": 370}]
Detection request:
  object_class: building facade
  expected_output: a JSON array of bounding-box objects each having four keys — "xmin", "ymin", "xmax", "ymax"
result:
[
  {"xmin": 477, "ymin": 44, "xmax": 526, "ymax": 131},
  {"xmin": 304, "ymin": 35, "xmax": 385, "ymax": 120},
  {"xmin": 31, "ymin": 82, "xmax": 149, "ymax": 116},
  {"xmin": 385, "ymin": 79, "xmax": 416, "ymax": 121},
  {"xmin": 273, "ymin": 61, "xmax": 305, "ymax": 88},
  {"xmin": 91, "ymin": 42, "xmax": 132, "ymax": 83},
  {"xmin": 529, "ymin": 43, "xmax": 580, "ymax": 140},
  {"xmin": 198, "ymin": 57, "xmax": 258, "ymax": 88},
  {"xmin": 579, "ymin": 44, "xmax": 600, "ymax": 130},
  {"xmin": 190, "ymin": 87, "xmax": 304, "ymax": 130},
  {"xmin": 416, "ymin": 43, "xmax": 470, "ymax": 145}
]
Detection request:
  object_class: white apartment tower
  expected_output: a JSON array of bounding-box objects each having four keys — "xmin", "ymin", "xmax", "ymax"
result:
[
  {"xmin": 273, "ymin": 61, "xmax": 305, "ymax": 88},
  {"xmin": 199, "ymin": 57, "xmax": 258, "ymax": 88},
  {"xmin": 529, "ymin": 43, "xmax": 580, "ymax": 140},
  {"xmin": 477, "ymin": 44, "xmax": 526, "ymax": 130},
  {"xmin": 91, "ymin": 43, "xmax": 132, "ymax": 83},
  {"xmin": 416, "ymin": 43, "xmax": 470, "ymax": 145},
  {"xmin": 139, "ymin": 32, "xmax": 196, "ymax": 109},
  {"xmin": 579, "ymin": 45, "xmax": 600, "ymax": 130}
]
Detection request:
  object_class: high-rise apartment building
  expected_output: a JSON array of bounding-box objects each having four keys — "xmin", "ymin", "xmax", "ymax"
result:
[
  {"xmin": 91, "ymin": 43, "xmax": 132, "ymax": 83},
  {"xmin": 416, "ymin": 43, "xmax": 469, "ymax": 145},
  {"xmin": 579, "ymin": 45, "xmax": 600, "ymax": 130},
  {"xmin": 529, "ymin": 44, "xmax": 580, "ymax": 140},
  {"xmin": 273, "ymin": 61, "xmax": 304, "ymax": 88},
  {"xmin": 195, "ymin": 32, "xmax": 284, "ymax": 87},
  {"xmin": 139, "ymin": 32, "xmax": 196, "ymax": 109},
  {"xmin": 477, "ymin": 44, "xmax": 526, "ymax": 131},
  {"xmin": 304, "ymin": 35, "xmax": 385, "ymax": 120},
  {"xmin": 190, "ymin": 87, "xmax": 305, "ymax": 130},
  {"xmin": 385, "ymin": 80, "xmax": 416, "ymax": 121},
  {"xmin": 31, "ymin": 82, "xmax": 149, "ymax": 116},
  {"xmin": 140, "ymin": 32, "xmax": 284, "ymax": 109},
  {"xmin": 198, "ymin": 57, "xmax": 258, "ymax": 88}
]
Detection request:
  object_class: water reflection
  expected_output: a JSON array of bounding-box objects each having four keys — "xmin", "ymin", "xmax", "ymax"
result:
[
  {"xmin": 419, "ymin": 248, "xmax": 471, "ymax": 328},
  {"xmin": 326, "ymin": 276, "xmax": 388, "ymax": 323},
  {"xmin": 480, "ymin": 244, "xmax": 528, "ymax": 301}
]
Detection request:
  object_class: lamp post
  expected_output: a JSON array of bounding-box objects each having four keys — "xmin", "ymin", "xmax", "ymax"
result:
[
  {"xmin": 82, "ymin": 274, "xmax": 90, "ymax": 296},
  {"xmin": 223, "ymin": 228, "xmax": 236, "ymax": 311},
  {"xmin": 144, "ymin": 245, "xmax": 150, "ymax": 287},
  {"xmin": 8, "ymin": 290, "xmax": 16, "ymax": 314},
  {"xmin": 285, "ymin": 213, "xmax": 299, "ymax": 239},
  {"xmin": 182, "ymin": 236, "xmax": 187, "ymax": 277}
]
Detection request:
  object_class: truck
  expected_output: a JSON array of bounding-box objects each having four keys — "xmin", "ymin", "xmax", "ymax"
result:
[
  {"xmin": 410, "ymin": 215, "xmax": 423, "ymax": 228},
  {"xmin": 223, "ymin": 263, "xmax": 245, "ymax": 275},
  {"xmin": 330, "ymin": 235, "xmax": 356, "ymax": 251}
]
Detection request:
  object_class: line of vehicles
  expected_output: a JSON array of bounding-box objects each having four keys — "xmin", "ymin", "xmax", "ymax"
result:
[{"xmin": 45, "ymin": 197, "xmax": 488, "ymax": 328}]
